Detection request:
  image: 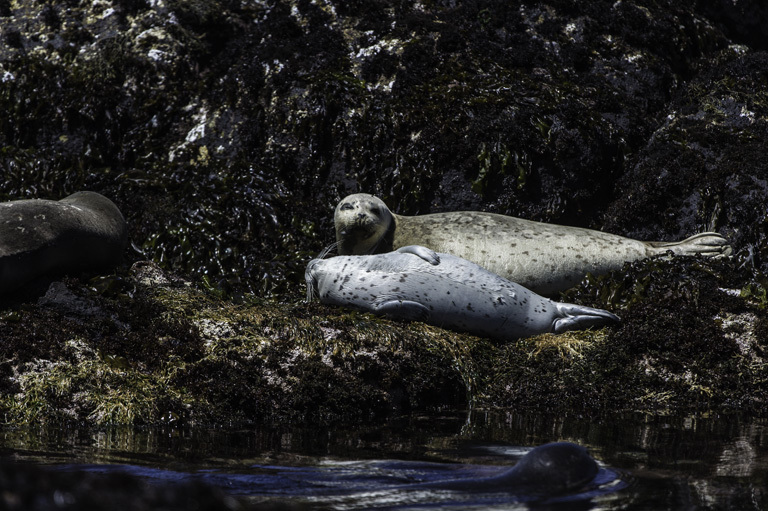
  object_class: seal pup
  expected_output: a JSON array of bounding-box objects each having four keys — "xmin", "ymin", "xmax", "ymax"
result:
[
  {"xmin": 305, "ymin": 245, "xmax": 619, "ymax": 341},
  {"xmin": 410, "ymin": 442, "xmax": 599, "ymax": 493},
  {"xmin": 334, "ymin": 193, "xmax": 733, "ymax": 296},
  {"xmin": 0, "ymin": 191, "xmax": 127, "ymax": 295}
]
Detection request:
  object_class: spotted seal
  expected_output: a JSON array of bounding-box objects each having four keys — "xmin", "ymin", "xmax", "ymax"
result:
[
  {"xmin": 305, "ymin": 245, "xmax": 619, "ymax": 340},
  {"xmin": 0, "ymin": 191, "xmax": 127, "ymax": 295},
  {"xmin": 411, "ymin": 442, "xmax": 599, "ymax": 493},
  {"xmin": 334, "ymin": 193, "xmax": 733, "ymax": 296}
]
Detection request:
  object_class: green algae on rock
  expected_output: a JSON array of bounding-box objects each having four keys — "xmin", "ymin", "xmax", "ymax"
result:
[
  {"xmin": 0, "ymin": 258, "xmax": 765, "ymax": 427},
  {"xmin": 0, "ymin": 262, "xmax": 469, "ymax": 426}
]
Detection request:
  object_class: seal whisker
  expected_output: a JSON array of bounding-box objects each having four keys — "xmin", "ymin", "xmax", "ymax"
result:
[
  {"xmin": 306, "ymin": 243, "xmax": 340, "ymax": 303},
  {"xmin": 317, "ymin": 241, "xmax": 339, "ymax": 260}
]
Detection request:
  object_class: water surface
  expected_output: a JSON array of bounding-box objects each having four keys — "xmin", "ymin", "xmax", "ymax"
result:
[{"xmin": 1, "ymin": 412, "xmax": 765, "ymax": 510}]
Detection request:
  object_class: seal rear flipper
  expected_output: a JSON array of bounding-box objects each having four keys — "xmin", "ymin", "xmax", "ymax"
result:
[
  {"xmin": 374, "ymin": 300, "xmax": 431, "ymax": 322},
  {"xmin": 648, "ymin": 232, "xmax": 732, "ymax": 258},
  {"xmin": 552, "ymin": 303, "xmax": 620, "ymax": 334}
]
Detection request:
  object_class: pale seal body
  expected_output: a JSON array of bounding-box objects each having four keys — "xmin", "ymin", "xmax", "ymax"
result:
[
  {"xmin": 334, "ymin": 193, "xmax": 733, "ymax": 296},
  {"xmin": 0, "ymin": 191, "xmax": 127, "ymax": 294},
  {"xmin": 305, "ymin": 245, "xmax": 619, "ymax": 341}
]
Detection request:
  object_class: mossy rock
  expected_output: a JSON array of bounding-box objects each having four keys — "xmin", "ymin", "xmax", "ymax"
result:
[
  {"xmin": 1, "ymin": 2, "xmax": 768, "ymax": 426},
  {"xmin": 1, "ymin": 257, "xmax": 765, "ymax": 427}
]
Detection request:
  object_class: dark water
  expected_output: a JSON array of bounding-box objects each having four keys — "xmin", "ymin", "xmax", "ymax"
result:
[{"xmin": 1, "ymin": 411, "xmax": 765, "ymax": 510}]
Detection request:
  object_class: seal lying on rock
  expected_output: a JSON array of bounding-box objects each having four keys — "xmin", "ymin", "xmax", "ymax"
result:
[
  {"xmin": 0, "ymin": 191, "xmax": 127, "ymax": 295},
  {"xmin": 334, "ymin": 193, "xmax": 733, "ymax": 296},
  {"xmin": 305, "ymin": 245, "xmax": 619, "ymax": 340},
  {"xmin": 411, "ymin": 442, "xmax": 599, "ymax": 493}
]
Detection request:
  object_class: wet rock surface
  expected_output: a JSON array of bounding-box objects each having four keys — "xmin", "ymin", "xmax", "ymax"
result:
[{"xmin": 0, "ymin": 1, "xmax": 767, "ymax": 425}]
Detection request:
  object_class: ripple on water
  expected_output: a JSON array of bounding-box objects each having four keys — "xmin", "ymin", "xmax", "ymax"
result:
[{"xmin": 51, "ymin": 452, "xmax": 629, "ymax": 510}]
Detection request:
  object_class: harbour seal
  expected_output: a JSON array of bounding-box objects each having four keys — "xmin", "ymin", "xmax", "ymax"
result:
[
  {"xmin": 334, "ymin": 193, "xmax": 733, "ymax": 296},
  {"xmin": 411, "ymin": 442, "xmax": 599, "ymax": 493},
  {"xmin": 0, "ymin": 191, "xmax": 127, "ymax": 295},
  {"xmin": 305, "ymin": 245, "xmax": 619, "ymax": 341}
]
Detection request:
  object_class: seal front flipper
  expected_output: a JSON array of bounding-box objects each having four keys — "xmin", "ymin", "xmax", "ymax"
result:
[
  {"xmin": 396, "ymin": 245, "xmax": 440, "ymax": 265},
  {"xmin": 552, "ymin": 303, "xmax": 620, "ymax": 334},
  {"xmin": 374, "ymin": 300, "xmax": 431, "ymax": 322}
]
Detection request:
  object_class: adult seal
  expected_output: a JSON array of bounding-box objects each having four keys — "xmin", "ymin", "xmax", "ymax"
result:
[
  {"xmin": 334, "ymin": 193, "xmax": 733, "ymax": 296},
  {"xmin": 410, "ymin": 442, "xmax": 599, "ymax": 493},
  {"xmin": 305, "ymin": 245, "xmax": 619, "ymax": 341},
  {"xmin": 0, "ymin": 191, "xmax": 127, "ymax": 295}
]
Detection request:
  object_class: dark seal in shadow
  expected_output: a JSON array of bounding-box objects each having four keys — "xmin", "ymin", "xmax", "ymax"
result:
[
  {"xmin": 0, "ymin": 191, "xmax": 127, "ymax": 298},
  {"xmin": 412, "ymin": 442, "xmax": 599, "ymax": 494}
]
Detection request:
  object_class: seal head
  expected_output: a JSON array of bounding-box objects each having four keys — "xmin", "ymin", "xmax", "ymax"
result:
[
  {"xmin": 411, "ymin": 442, "xmax": 599, "ymax": 493},
  {"xmin": 334, "ymin": 193, "xmax": 394, "ymax": 255},
  {"xmin": 494, "ymin": 442, "xmax": 599, "ymax": 493}
]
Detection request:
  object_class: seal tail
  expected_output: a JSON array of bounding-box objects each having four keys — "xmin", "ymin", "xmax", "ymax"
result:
[
  {"xmin": 552, "ymin": 303, "xmax": 620, "ymax": 334},
  {"xmin": 647, "ymin": 232, "xmax": 732, "ymax": 258}
]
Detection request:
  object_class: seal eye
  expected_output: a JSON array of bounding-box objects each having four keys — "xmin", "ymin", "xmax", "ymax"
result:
[{"xmin": 340, "ymin": 203, "xmax": 353, "ymax": 211}]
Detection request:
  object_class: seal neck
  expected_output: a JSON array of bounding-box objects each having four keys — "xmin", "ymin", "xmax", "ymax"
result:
[{"xmin": 369, "ymin": 215, "xmax": 396, "ymax": 254}]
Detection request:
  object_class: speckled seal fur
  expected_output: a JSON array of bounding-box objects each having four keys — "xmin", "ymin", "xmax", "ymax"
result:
[
  {"xmin": 334, "ymin": 193, "xmax": 733, "ymax": 296},
  {"xmin": 305, "ymin": 245, "xmax": 619, "ymax": 341}
]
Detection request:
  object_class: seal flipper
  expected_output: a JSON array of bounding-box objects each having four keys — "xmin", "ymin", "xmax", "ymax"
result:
[
  {"xmin": 396, "ymin": 245, "xmax": 440, "ymax": 265},
  {"xmin": 552, "ymin": 303, "xmax": 620, "ymax": 334},
  {"xmin": 374, "ymin": 300, "xmax": 431, "ymax": 322},
  {"xmin": 648, "ymin": 232, "xmax": 732, "ymax": 258}
]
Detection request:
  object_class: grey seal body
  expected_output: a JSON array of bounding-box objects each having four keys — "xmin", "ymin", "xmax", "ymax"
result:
[
  {"xmin": 305, "ymin": 245, "xmax": 619, "ymax": 341},
  {"xmin": 411, "ymin": 442, "xmax": 599, "ymax": 493},
  {"xmin": 334, "ymin": 193, "xmax": 733, "ymax": 296},
  {"xmin": 0, "ymin": 192, "xmax": 127, "ymax": 294}
]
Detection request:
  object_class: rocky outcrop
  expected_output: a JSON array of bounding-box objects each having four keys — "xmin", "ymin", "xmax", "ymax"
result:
[{"xmin": 0, "ymin": 1, "xmax": 766, "ymax": 425}]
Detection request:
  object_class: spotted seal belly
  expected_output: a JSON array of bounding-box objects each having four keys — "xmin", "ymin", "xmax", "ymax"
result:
[
  {"xmin": 305, "ymin": 245, "xmax": 619, "ymax": 341},
  {"xmin": 334, "ymin": 193, "xmax": 732, "ymax": 296}
]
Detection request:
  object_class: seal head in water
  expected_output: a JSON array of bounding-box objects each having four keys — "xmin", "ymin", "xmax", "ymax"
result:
[{"xmin": 412, "ymin": 441, "xmax": 599, "ymax": 493}]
